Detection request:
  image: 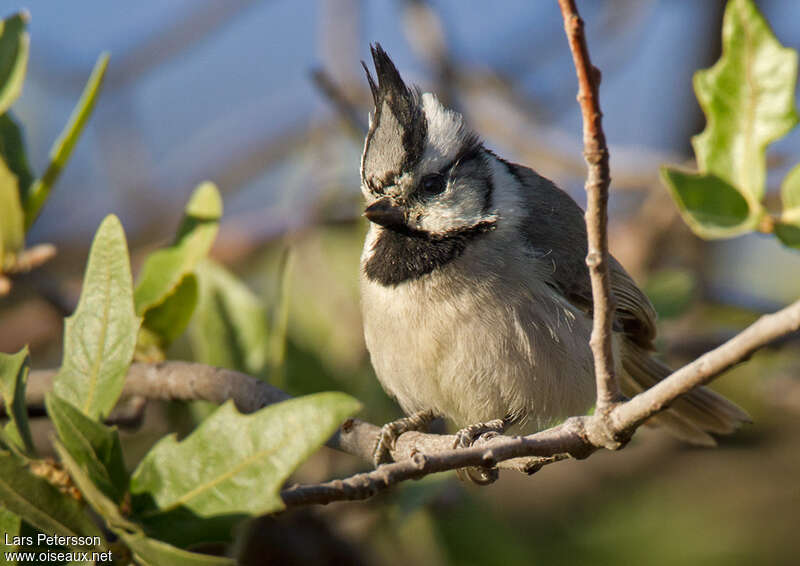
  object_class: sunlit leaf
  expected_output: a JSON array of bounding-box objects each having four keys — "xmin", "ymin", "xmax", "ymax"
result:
[
  {"xmin": 24, "ymin": 53, "xmax": 109, "ymax": 229},
  {"xmin": 0, "ymin": 505, "xmax": 20, "ymax": 563},
  {"xmin": 130, "ymin": 393, "xmax": 360, "ymax": 547},
  {"xmin": 0, "ymin": 347, "xmax": 33, "ymax": 454},
  {"xmin": 0, "ymin": 12, "xmax": 29, "ymax": 116},
  {"xmin": 53, "ymin": 215, "xmax": 141, "ymax": 420},
  {"xmin": 0, "ymin": 452, "xmax": 103, "ymax": 548},
  {"xmin": 692, "ymin": 0, "xmax": 798, "ymax": 204},
  {"xmin": 660, "ymin": 168, "xmax": 755, "ymax": 238},
  {"xmin": 0, "ymin": 157, "xmax": 24, "ymax": 270},
  {"xmin": 46, "ymin": 394, "xmax": 127, "ymax": 503},
  {"xmin": 134, "ymin": 183, "xmax": 221, "ymax": 353},
  {"xmin": 120, "ymin": 533, "xmax": 233, "ymax": 566},
  {"xmin": 189, "ymin": 259, "xmax": 270, "ymax": 377}
]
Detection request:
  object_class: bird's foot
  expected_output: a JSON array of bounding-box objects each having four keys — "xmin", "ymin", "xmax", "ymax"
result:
[
  {"xmin": 373, "ymin": 410, "xmax": 437, "ymax": 467},
  {"xmin": 453, "ymin": 418, "xmax": 509, "ymax": 485}
]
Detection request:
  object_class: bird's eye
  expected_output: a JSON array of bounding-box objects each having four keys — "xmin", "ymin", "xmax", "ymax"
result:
[{"xmin": 419, "ymin": 174, "xmax": 446, "ymax": 197}]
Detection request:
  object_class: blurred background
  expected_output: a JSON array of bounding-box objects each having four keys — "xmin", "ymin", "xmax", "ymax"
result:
[{"xmin": 1, "ymin": 0, "xmax": 800, "ymax": 564}]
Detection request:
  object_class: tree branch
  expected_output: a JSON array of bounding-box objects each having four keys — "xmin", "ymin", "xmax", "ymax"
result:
[
  {"xmin": 557, "ymin": 0, "xmax": 621, "ymax": 411},
  {"xmin": 18, "ymin": 298, "xmax": 800, "ymax": 507}
]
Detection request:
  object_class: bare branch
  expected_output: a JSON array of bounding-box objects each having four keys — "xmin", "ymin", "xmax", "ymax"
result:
[
  {"xmin": 284, "ymin": 298, "xmax": 800, "ymax": 506},
  {"xmin": 16, "ymin": 297, "xmax": 800, "ymax": 507},
  {"xmin": 310, "ymin": 68, "xmax": 368, "ymax": 138},
  {"xmin": 557, "ymin": 0, "xmax": 621, "ymax": 411}
]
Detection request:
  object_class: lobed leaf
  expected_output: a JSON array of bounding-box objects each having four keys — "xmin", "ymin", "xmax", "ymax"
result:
[
  {"xmin": 0, "ymin": 12, "xmax": 29, "ymax": 116},
  {"xmin": 0, "ymin": 347, "xmax": 33, "ymax": 454},
  {"xmin": 46, "ymin": 394, "xmax": 127, "ymax": 503},
  {"xmin": 53, "ymin": 215, "xmax": 141, "ymax": 420},
  {"xmin": 130, "ymin": 393, "xmax": 360, "ymax": 546},
  {"xmin": 134, "ymin": 182, "xmax": 222, "ymax": 352},
  {"xmin": 0, "ymin": 452, "xmax": 103, "ymax": 548},
  {"xmin": 692, "ymin": 0, "xmax": 798, "ymax": 204},
  {"xmin": 23, "ymin": 53, "xmax": 109, "ymax": 229}
]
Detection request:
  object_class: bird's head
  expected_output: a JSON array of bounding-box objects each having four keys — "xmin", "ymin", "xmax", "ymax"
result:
[{"xmin": 360, "ymin": 44, "xmax": 497, "ymax": 241}]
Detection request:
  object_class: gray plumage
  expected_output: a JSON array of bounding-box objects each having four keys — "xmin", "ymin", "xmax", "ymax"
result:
[{"xmin": 359, "ymin": 45, "xmax": 749, "ymax": 444}]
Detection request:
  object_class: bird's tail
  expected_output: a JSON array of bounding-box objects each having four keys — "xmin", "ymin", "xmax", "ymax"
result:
[{"xmin": 620, "ymin": 342, "xmax": 751, "ymax": 446}]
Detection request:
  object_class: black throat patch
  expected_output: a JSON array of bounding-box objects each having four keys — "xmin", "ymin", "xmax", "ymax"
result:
[{"xmin": 363, "ymin": 223, "xmax": 495, "ymax": 286}]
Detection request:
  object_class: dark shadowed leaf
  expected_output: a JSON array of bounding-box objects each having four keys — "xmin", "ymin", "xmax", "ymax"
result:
[
  {"xmin": 129, "ymin": 393, "xmax": 360, "ymax": 546},
  {"xmin": 0, "ymin": 506, "xmax": 20, "ymax": 560},
  {"xmin": 660, "ymin": 168, "xmax": 755, "ymax": 238},
  {"xmin": 189, "ymin": 259, "xmax": 270, "ymax": 377},
  {"xmin": 692, "ymin": 0, "xmax": 798, "ymax": 204},
  {"xmin": 23, "ymin": 53, "xmax": 109, "ymax": 228},
  {"xmin": 120, "ymin": 533, "xmax": 233, "ymax": 566},
  {"xmin": 0, "ymin": 347, "xmax": 33, "ymax": 454},
  {"xmin": 46, "ymin": 394, "xmax": 127, "ymax": 503},
  {"xmin": 53, "ymin": 215, "xmax": 141, "ymax": 420},
  {"xmin": 777, "ymin": 163, "xmax": 800, "ymax": 248},
  {"xmin": 0, "ymin": 12, "xmax": 29, "ymax": 115},
  {"xmin": 138, "ymin": 274, "xmax": 198, "ymax": 357},
  {"xmin": 52, "ymin": 440, "xmax": 137, "ymax": 535},
  {"xmin": 0, "ymin": 452, "xmax": 103, "ymax": 548},
  {"xmin": 0, "ymin": 114, "xmax": 33, "ymax": 199}
]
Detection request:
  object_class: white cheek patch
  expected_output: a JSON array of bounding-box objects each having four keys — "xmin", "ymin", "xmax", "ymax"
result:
[{"xmin": 413, "ymin": 178, "xmax": 495, "ymax": 234}]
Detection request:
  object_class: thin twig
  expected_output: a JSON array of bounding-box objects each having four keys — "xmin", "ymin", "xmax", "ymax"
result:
[
  {"xmin": 310, "ymin": 68, "xmax": 368, "ymax": 138},
  {"xmin": 557, "ymin": 0, "xmax": 621, "ymax": 412}
]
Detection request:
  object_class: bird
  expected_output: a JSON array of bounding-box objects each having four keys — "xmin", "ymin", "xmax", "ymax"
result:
[{"xmin": 357, "ymin": 44, "xmax": 749, "ymax": 477}]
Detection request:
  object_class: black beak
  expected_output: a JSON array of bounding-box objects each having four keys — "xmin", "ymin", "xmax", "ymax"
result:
[{"xmin": 364, "ymin": 198, "xmax": 406, "ymax": 229}]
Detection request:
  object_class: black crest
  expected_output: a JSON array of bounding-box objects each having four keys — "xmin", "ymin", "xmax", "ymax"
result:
[{"xmin": 361, "ymin": 44, "xmax": 427, "ymax": 186}]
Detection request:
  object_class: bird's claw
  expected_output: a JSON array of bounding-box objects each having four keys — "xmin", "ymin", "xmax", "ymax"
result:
[
  {"xmin": 373, "ymin": 410, "xmax": 436, "ymax": 467},
  {"xmin": 453, "ymin": 418, "xmax": 508, "ymax": 485}
]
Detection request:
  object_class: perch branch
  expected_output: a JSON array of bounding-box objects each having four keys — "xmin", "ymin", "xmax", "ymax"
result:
[
  {"xmin": 558, "ymin": 0, "xmax": 621, "ymax": 411},
  {"xmin": 17, "ymin": 297, "xmax": 800, "ymax": 506}
]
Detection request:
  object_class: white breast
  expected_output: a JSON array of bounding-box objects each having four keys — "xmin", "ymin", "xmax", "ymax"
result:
[{"xmin": 360, "ymin": 225, "xmax": 597, "ymax": 432}]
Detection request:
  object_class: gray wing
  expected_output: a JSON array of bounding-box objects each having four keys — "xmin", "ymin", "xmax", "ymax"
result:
[{"xmin": 506, "ymin": 161, "xmax": 657, "ymax": 348}]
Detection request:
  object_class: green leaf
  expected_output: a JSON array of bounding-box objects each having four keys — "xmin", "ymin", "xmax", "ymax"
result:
[
  {"xmin": 53, "ymin": 215, "xmax": 141, "ymax": 420},
  {"xmin": 0, "ymin": 347, "xmax": 33, "ymax": 454},
  {"xmin": 776, "ymin": 163, "xmax": 800, "ymax": 248},
  {"xmin": 24, "ymin": 52, "xmax": 109, "ymax": 229},
  {"xmin": 189, "ymin": 259, "xmax": 270, "ymax": 377},
  {"xmin": 0, "ymin": 114, "xmax": 33, "ymax": 199},
  {"xmin": 130, "ymin": 393, "xmax": 360, "ymax": 546},
  {"xmin": 660, "ymin": 167, "xmax": 755, "ymax": 238},
  {"xmin": 52, "ymin": 440, "xmax": 137, "ymax": 535},
  {"xmin": 138, "ymin": 274, "xmax": 198, "ymax": 358},
  {"xmin": 692, "ymin": 0, "xmax": 798, "ymax": 205},
  {"xmin": 0, "ymin": 156, "xmax": 24, "ymax": 270},
  {"xmin": 0, "ymin": 12, "xmax": 29, "ymax": 116},
  {"xmin": 120, "ymin": 533, "xmax": 233, "ymax": 566},
  {"xmin": 0, "ymin": 507, "xmax": 21, "ymax": 564},
  {"xmin": 46, "ymin": 394, "xmax": 127, "ymax": 503},
  {"xmin": 0, "ymin": 452, "xmax": 103, "ymax": 548},
  {"xmin": 134, "ymin": 182, "xmax": 222, "ymax": 351}
]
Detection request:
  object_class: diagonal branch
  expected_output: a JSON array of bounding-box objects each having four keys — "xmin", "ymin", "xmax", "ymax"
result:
[{"xmin": 557, "ymin": 0, "xmax": 622, "ymax": 411}]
